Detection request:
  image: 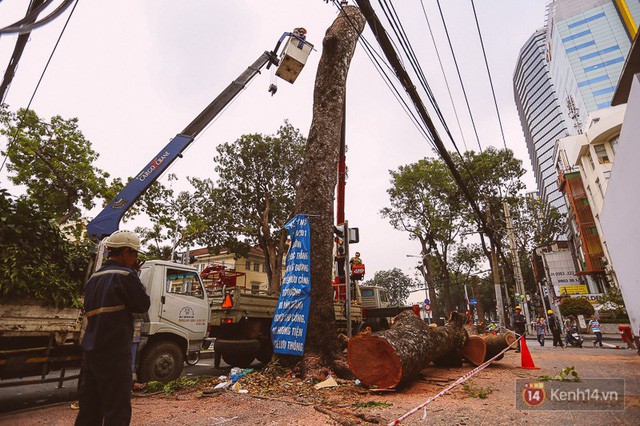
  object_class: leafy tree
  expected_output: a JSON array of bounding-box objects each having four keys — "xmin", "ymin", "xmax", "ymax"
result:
[
  {"xmin": 559, "ymin": 297, "xmax": 595, "ymax": 318},
  {"xmin": 362, "ymin": 268, "xmax": 417, "ymax": 306},
  {"xmin": 0, "ymin": 107, "xmax": 118, "ymax": 232},
  {"xmin": 192, "ymin": 121, "xmax": 306, "ymax": 291},
  {"xmin": 0, "ymin": 189, "xmax": 90, "ymax": 307},
  {"xmin": 382, "ymin": 157, "xmax": 471, "ymax": 314}
]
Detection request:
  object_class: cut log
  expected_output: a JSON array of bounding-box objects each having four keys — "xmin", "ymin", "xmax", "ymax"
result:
[
  {"xmin": 483, "ymin": 332, "xmax": 517, "ymax": 361},
  {"xmin": 460, "ymin": 335, "xmax": 487, "ymax": 366},
  {"xmin": 347, "ymin": 311, "xmax": 468, "ymax": 389}
]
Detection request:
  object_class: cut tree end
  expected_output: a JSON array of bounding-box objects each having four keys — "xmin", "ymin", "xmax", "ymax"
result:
[
  {"xmin": 347, "ymin": 334, "xmax": 402, "ymax": 389},
  {"xmin": 460, "ymin": 335, "xmax": 487, "ymax": 366}
]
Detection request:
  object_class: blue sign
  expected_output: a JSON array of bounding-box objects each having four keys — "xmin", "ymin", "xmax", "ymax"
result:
[
  {"xmin": 424, "ymin": 298, "xmax": 430, "ymax": 305},
  {"xmin": 469, "ymin": 298, "xmax": 478, "ymax": 305},
  {"xmin": 271, "ymin": 215, "xmax": 311, "ymax": 356}
]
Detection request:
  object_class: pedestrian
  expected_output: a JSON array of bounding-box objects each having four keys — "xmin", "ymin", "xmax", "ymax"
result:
[
  {"xmin": 535, "ymin": 317, "xmax": 546, "ymax": 346},
  {"xmin": 76, "ymin": 230, "xmax": 150, "ymax": 426},
  {"xmin": 563, "ymin": 316, "xmax": 573, "ymax": 346},
  {"xmin": 589, "ymin": 315, "xmax": 604, "ymax": 348},
  {"xmin": 547, "ymin": 310, "xmax": 564, "ymax": 347},
  {"xmin": 512, "ymin": 306, "xmax": 526, "ymax": 353}
]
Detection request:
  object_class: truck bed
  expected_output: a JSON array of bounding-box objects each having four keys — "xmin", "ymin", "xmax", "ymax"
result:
[{"xmin": 0, "ymin": 302, "xmax": 82, "ymax": 338}]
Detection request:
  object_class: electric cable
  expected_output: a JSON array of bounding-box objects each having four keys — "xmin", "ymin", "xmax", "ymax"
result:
[
  {"xmin": 0, "ymin": 0, "xmax": 75, "ymax": 35},
  {"xmin": 435, "ymin": 0, "xmax": 483, "ymax": 152},
  {"xmin": 418, "ymin": 0, "xmax": 468, "ymax": 151},
  {"xmin": 0, "ymin": 0, "xmax": 79, "ymax": 175},
  {"xmin": 470, "ymin": 0, "xmax": 508, "ymax": 149},
  {"xmin": 330, "ymin": 0, "xmax": 436, "ymax": 148}
]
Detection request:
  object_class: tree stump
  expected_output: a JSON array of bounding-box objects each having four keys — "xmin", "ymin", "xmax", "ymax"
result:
[{"xmin": 347, "ymin": 311, "xmax": 468, "ymax": 389}]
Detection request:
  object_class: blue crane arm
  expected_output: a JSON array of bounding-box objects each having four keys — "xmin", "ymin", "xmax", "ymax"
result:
[{"xmin": 86, "ymin": 49, "xmax": 279, "ymax": 241}]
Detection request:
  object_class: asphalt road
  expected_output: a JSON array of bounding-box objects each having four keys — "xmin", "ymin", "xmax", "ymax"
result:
[{"xmin": 0, "ymin": 356, "xmax": 233, "ymax": 415}]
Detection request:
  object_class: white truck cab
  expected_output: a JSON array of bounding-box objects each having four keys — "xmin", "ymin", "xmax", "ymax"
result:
[{"xmin": 137, "ymin": 260, "xmax": 210, "ymax": 382}]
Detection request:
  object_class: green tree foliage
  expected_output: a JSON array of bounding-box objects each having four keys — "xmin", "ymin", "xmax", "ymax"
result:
[
  {"xmin": 559, "ymin": 297, "xmax": 595, "ymax": 318},
  {"xmin": 192, "ymin": 121, "xmax": 306, "ymax": 291},
  {"xmin": 362, "ymin": 268, "xmax": 417, "ymax": 306},
  {"xmin": 382, "ymin": 157, "xmax": 468, "ymax": 313},
  {"xmin": 0, "ymin": 107, "xmax": 118, "ymax": 232},
  {"xmin": 0, "ymin": 189, "xmax": 90, "ymax": 307}
]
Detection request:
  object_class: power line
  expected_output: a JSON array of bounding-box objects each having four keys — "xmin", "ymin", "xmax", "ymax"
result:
[
  {"xmin": 470, "ymin": 0, "xmax": 508, "ymax": 150},
  {"xmin": 0, "ymin": 0, "xmax": 79, "ymax": 175},
  {"xmin": 434, "ymin": 0, "xmax": 483, "ymax": 152},
  {"xmin": 418, "ymin": 0, "xmax": 468, "ymax": 151}
]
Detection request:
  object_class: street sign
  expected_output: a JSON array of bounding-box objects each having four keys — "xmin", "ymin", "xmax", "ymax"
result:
[
  {"xmin": 424, "ymin": 298, "xmax": 430, "ymax": 305},
  {"xmin": 425, "ymin": 304, "xmax": 431, "ymax": 312},
  {"xmin": 469, "ymin": 298, "xmax": 478, "ymax": 304}
]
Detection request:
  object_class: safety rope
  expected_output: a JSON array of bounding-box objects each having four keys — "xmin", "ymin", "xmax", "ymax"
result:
[{"xmin": 389, "ymin": 335, "xmax": 522, "ymax": 425}]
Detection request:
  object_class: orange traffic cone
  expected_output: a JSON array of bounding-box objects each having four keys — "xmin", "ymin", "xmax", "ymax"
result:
[{"xmin": 519, "ymin": 337, "xmax": 540, "ymax": 370}]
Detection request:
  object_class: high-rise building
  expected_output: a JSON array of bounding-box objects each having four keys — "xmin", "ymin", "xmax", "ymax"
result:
[
  {"xmin": 514, "ymin": 29, "xmax": 568, "ymax": 212},
  {"xmin": 546, "ymin": 0, "xmax": 639, "ymax": 129},
  {"xmin": 513, "ymin": 0, "xmax": 639, "ymax": 211}
]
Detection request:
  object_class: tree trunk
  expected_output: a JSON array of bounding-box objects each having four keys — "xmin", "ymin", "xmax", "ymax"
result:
[
  {"xmin": 283, "ymin": 6, "xmax": 365, "ymax": 369},
  {"xmin": 482, "ymin": 332, "xmax": 517, "ymax": 361},
  {"xmin": 460, "ymin": 335, "xmax": 486, "ymax": 366},
  {"xmin": 470, "ymin": 275, "xmax": 485, "ymax": 323},
  {"xmin": 347, "ymin": 311, "xmax": 469, "ymax": 389}
]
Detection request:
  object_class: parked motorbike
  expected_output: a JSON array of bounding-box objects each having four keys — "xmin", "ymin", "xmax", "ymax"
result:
[{"xmin": 566, "ymin": 327, "xmax": 584, "ymax": 348}]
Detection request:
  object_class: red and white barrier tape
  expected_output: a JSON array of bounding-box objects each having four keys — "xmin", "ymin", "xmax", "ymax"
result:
[{"xmin": 389, "ymin": 335, "xmax": 523, "ymax": 425}]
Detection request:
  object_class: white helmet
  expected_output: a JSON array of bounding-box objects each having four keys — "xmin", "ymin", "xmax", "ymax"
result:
[{"xmin": 105, "ymin": 230, "xmax": 141, "ymax": 251}]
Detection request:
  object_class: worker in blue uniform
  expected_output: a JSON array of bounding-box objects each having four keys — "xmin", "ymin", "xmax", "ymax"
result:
[{"xmin": 75, "ymin": 230, "xmax": 150, "ymax": 426}]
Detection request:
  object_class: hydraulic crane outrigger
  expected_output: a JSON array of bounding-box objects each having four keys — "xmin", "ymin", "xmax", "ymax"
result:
[{"xmin": 87, "ymin": 31, "xmax": 313, "ymax": 241}]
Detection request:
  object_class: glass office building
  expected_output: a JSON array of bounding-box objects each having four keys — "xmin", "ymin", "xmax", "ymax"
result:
[
  {"xmin": 547, "ymin": 0, "xmax": 640, "ymax": 127},
  {"xmin": 513, "ymin": 0, "xmax": 639, "ymax": 212},
  {"xmin": 514, "ymin": 29, "xmax": 568, "ymax": 212}
]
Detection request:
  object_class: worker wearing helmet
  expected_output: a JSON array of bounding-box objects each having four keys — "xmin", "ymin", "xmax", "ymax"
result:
[
  {"xmin": 76, "ymin": 230, "xmax": 150, "ymax": 426},
  {"xmin": 547, "ymin": 309, "xmax": 564, "ymax": 347},
  {"xmin": 512, "ymin": 306, "xmax": 526, "ymax": 353}
]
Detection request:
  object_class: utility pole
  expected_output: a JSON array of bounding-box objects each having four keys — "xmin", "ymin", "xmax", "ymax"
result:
[
  {"xmin": 491, "ymin": 243, "xmax": 506, "ymax": 328},
  {"xmin": 343, "ymin": 220, "xmax": 352, "ymax": 338},
  {"xmin": 503, "ymin": 201, "xmax": 531, "ymax": 332}
]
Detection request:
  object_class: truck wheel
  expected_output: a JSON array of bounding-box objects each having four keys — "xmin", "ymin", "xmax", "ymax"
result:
[
  {"xmin": 256, "ymin": 340, "xmax": 273, "ymax": 364},
  {"xmin": 138, "ymin": 341, "xmax": 183, "ymax": 384},
  {"xmin": 222, "ymin": 353, "xmax": 254, "ymax": 368}
]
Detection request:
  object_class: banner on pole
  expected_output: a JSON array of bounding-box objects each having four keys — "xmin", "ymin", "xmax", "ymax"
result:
[{"xmin": 271, "ymin": 214, "xmax": 311, "ymax": 356}]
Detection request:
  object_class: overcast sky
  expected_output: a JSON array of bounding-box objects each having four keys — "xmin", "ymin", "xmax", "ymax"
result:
[{"xmin": 0, "ymin": 1, "xmax": 548, "ymax": 303}]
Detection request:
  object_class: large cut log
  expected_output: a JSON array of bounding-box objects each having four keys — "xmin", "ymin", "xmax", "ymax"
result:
[
  {"xmin": 482, "ymin": 332, "xmax": 517, "ymax": 361},
  {"xmin": 460, "ymin": 335, "xmax": 487, "ymax": 366},
  {"xmin": 347, "ymin": 311, "xmax": 468, "ymax": 389}
]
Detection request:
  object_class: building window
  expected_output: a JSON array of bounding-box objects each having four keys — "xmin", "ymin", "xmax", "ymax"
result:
[
  {"xmin": 253, "ymin": 263, "xmax": 260, "ymax": 272},
  {"xmin": 586, "ymin": 151, "xmax": 595, "ymax": 170},
  {"xmin": 251, "ymin": 283, "xmax": 261, "ymax": 295},
  {"xmin": 595, "ymin": 178, "xmax": 603, "ymax": 198},
  {"xmin": 590, "ymin": 226, "xmax": 598, "ymax": 235},
  {"xmin": 609, "ymin": 135, "xmax": 619, "ymax": 155},
  {"xmin": 593, "ymin": 144, "xmax": 609, "ymax": 163},
  {"xmin": 245, "ymin": 260, "xmax": 251, "ymax": 270},
  {"xmin": 603, "ymin": 170, "xmax": 611, "ymax": 180},
  {"xmin": 262, "ymin": 263, "xmax": 267, "ymax": 273}
]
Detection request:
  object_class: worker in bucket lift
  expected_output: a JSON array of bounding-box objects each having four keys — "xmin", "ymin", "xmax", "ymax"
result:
[
  {"xmin": 349, "ymin": 252, "xmax": 362, "ymax": 266},
  {"xmin": 293, "ymin": 27, "xmax": 307, "ymax": 40}
]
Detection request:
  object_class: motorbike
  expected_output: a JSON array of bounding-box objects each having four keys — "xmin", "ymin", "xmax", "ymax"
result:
[{"xmin": 566, "ymin": 326, "xmax": 584, "ymax": 348}]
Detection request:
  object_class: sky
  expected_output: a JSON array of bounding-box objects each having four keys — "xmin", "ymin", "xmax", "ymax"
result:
[{"xmin": 0, "ymin": 0, "xmax": 549, "ymax": 303}]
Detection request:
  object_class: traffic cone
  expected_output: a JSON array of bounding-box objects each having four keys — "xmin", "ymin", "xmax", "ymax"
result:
[{"xmin": 519, "ymin": 337, "xmax": 540, "ymax": 370}]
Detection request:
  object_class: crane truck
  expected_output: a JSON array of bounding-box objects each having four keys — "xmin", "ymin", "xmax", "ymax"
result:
[{"xmin": 0, "ymin": 31, "xmax": 314, "ymax": 387}]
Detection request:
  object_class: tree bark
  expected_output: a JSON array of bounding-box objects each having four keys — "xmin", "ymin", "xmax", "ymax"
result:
[
  {"xmin": 347, "ymin": 311, "xmax": 468, "ymax": 389},
  {"xmin": 284, "ymin": 6, "xmax": 365, "ymax": 368}
]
